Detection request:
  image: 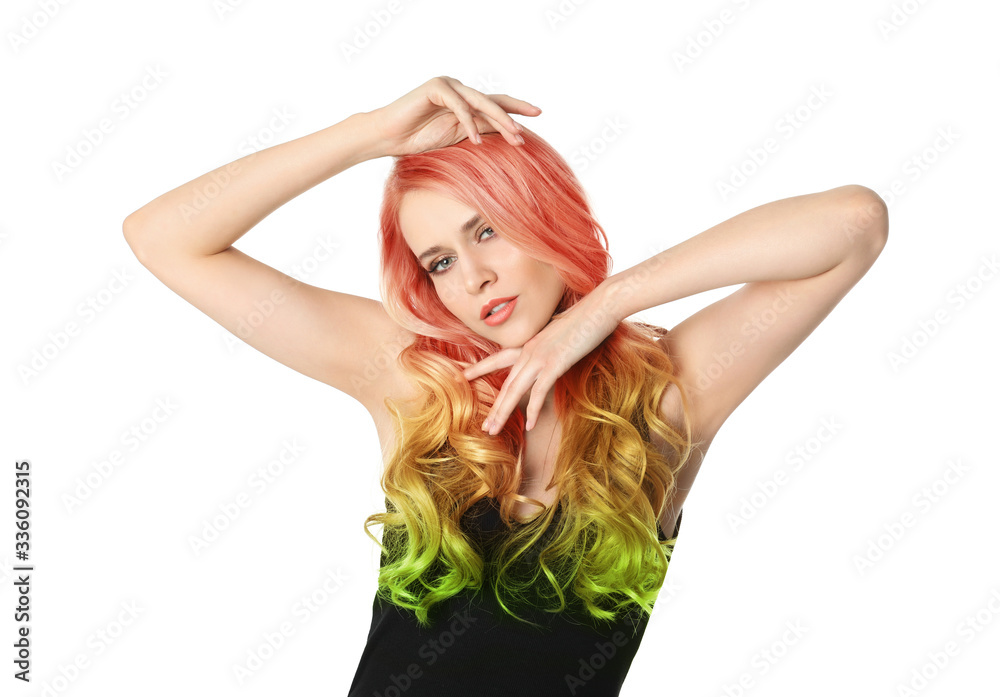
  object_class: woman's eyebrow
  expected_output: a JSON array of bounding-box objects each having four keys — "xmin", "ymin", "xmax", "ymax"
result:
[{"xmin": 417, "ymin": 213, "xmax": 483, "ymax": 263}]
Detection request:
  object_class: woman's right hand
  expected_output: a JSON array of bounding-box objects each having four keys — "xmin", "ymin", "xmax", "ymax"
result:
[{"xmin": 366, "ymin": 76, "xmax": 542, "ymax": 157}]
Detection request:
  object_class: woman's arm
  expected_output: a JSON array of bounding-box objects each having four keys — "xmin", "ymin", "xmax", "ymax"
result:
[
  {"xmin": 123, "ymin": 77, "xmax": 539, "ymax": 410},
  {"xmin": 463, "ymin": 185, "xmax": 888, "ymax": 441},
  {"xmin": 603, "ymin": 184, "xmax": 889, "ymax": 441},
  {"xmin": 121, "ymin": 113, "xmax": 414, "ymax": 409},
  {"xmin": 123, "ymin": 112, "xmax": 382, "ymax": 254}
]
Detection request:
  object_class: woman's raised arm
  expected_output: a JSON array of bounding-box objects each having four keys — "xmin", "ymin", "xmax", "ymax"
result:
[
  {"xmin": 122, "ymin": 112, "xmax": 416, "ymax": 411},
  {"xmin": 122, "ymin": 77, "xmax": 540, "ymax": 412}
]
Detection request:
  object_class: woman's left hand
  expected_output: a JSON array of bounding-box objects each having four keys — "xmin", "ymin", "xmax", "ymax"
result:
[{"xmin": 462, "ymin": 283, "xmax": 623, "ymax": 435}]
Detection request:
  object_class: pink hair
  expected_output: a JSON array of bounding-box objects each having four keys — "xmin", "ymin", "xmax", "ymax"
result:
[
  {"xmin": 377, "ymin": 127, "xmax": 612, "ymax": 350},
  {"xmin": 366, "ymin": 127, "xmax": 695, "ymax": 628}
]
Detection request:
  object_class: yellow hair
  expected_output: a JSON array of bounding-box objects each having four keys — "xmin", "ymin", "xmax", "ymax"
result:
[{"xmin": 363, "ymin": 320, "xmax": 698, "ymax": 630}]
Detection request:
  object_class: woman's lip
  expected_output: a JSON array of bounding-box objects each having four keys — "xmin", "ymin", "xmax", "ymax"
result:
[
  {"xmin": 481, "ymin": 296, "xmax": 517, "ymax": 320},
  {"xmin": 483, "ymin": 297, "xmax": 517, "ymax": 326}
]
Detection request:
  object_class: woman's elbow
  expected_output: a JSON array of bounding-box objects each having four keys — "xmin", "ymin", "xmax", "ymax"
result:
[{"xmin": 837, "ymin": 184, "xmax": 889, "ymax": 255}]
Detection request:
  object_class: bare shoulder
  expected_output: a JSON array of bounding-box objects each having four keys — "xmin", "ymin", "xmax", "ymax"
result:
[
  {"xmin": 648, "ymin": 324, "xmax": 715, "ymax": 484},
  {"xmin": 648, "ymin": 325, "xmax": 714, "ymax": 535},
  {"xmin": 358, "ymin": 324, "xmax": 426, "ymax": 466},
  {"xmin": 647, "ymin": 324, "xmax": 716, "ymax": 444},
  {"xmin": 648, "ymin": 327, "xmax": 691, "ymax": 449}
]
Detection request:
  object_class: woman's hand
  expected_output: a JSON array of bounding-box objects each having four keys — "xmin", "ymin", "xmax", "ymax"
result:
[
  {"xmin": 367, "ymin": 76, "xmax": 541, "ymax": 157},
  {"xmin": 462, "ymin": 284, "xmax": 623, "ymax": 435}
]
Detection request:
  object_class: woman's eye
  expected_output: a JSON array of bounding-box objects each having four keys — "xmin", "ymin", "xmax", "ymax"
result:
[
  {"xmin": 430, "ymin": 258, "xmax": 452, "ymax": 273},
  {"xmin": 428, "ymin": 227, "xmax": 495, "ymax": 275}
]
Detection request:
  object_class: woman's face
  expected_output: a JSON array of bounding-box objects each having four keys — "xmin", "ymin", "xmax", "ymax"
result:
[{"xmin": 399, "ymin": 189, "xmax": 566, "ymax": 348}]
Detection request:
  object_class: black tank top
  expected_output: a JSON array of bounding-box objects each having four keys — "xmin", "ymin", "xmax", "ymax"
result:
[{"xmin": 348, "ymin": 497, "xmax": 683, "ymax": 696}]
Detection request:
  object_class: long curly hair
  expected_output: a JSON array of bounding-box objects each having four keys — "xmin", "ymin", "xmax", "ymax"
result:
[{"xmin": 364, "ymin": 126, "xmax": 698, "ymax": 630}]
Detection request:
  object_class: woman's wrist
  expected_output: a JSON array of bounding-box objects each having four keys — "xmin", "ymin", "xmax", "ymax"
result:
[{"xmin": 340, "ymin": 110, "xmax": 390, "ymax": 163}]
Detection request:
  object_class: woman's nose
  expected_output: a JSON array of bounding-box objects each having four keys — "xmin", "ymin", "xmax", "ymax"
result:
[{"xmin": 463, "ymin": 256, "xmax": 496, "ymax": 294}]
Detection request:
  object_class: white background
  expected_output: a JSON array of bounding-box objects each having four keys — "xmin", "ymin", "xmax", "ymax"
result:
[{"xmin": 3, "ymin": 0, "xmax": 998, "ymax": 695}]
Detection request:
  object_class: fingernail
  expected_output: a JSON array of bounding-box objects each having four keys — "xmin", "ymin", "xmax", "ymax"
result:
[{"xmin": 516, "ymin": 135, "xmax": 524, "ymax": 145}]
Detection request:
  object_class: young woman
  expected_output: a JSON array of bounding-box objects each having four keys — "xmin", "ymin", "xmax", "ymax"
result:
[{"xmin": 123, "ymin": 76, "xmax": 888, "ymax": 695}]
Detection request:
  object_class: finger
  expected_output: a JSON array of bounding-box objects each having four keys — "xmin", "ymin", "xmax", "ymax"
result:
[
  {"xmin": 524, "ymin": 379, "xmax": 551, "ymax": 432},
  {"xmin": 484, "ymin": 91, "xmax": 543, "ymax": 117},
  {"xmin": 465, "ymin": 347, "xmax": 516, "ymax": 379},
  {"xmin": 505, "ymin": 374, "xmax": 542, "ymax": 434},
  {"xmin": 487, "ymin": 388, "xmax": 515, "ymax": 435},
  {"xmin": 475, "ymin": 112, "xmax": 521, "ymax": 144},
  {"xmin": 435, "ymin": 85, "xmax": 483, "ymax": 145},
  {"xmin": 437, "ymin": 77, "xmax": 541, "ymax": 121},
  {"xmin": 463, "ymin": 362, "xmax": 484, "ymax": 380},
  {"xmin": 463, "ymin": 354, "xmax": 498, "ymax": 380},
  {"xmin": 487, "ymin": 367, "xmax": 532, "ymax": 435},
  {"xmin": 449, "ymin": 83, "xmax": 536, "ymax": 145},
  {"xmin": 484, "ymin": 373, "xmax": 512, "ymax": 432},
  {"xmin": 460, "ymin": 98, "xmax": 522, "ymax": 145},
  {"xmin": 456, "ymin": 89, "xmax": 525, "ymax": 142},
  {"xmin": 487, "ymin": 94, "xmax": 544, "ymax": 127},
  {"xmin": 490, "ymin": 387, "xmax": 523, "ymax": 435}
]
